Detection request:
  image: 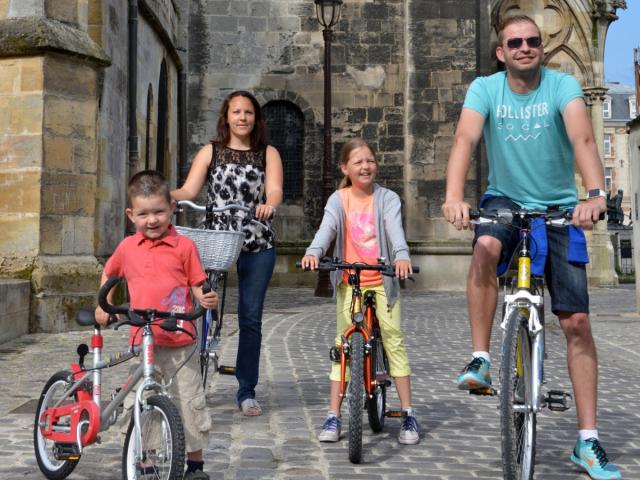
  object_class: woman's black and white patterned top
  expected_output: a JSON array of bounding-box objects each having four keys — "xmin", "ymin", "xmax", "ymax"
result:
[{"xmin": 205, "ymin": 143, "xmax": 275, "ymax": 252}]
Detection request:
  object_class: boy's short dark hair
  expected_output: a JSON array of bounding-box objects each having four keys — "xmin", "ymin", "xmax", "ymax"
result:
[{"xmin": 127, "ymin": 170, "xmax": 172, "ymax": 206}]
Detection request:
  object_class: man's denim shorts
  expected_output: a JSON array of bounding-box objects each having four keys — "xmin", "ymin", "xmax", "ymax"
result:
[{"xmin": 473, "ymin": 196, "xmax": 589, "ymax": 315}]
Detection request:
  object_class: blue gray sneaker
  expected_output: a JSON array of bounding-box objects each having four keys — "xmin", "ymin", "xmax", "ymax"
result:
[
  {"xmin": 318, "ymin": 413, "xmax": 341, "ymax": 442},
  {"xmin": 456, "ymin": 357, "xmax": 492, "ymax": 390},
  {"xmin": 571, "ymin": 438, "xmax": 622, "ymax": 479},
  {"xmin": 398, "ymin": 410, "xmax": 420, "ymax": 445}
]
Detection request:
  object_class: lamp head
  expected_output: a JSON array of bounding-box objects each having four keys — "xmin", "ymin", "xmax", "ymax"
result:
[{"xmin": 314, "ymin": 0, "xmax": 343, "ymax": 28}]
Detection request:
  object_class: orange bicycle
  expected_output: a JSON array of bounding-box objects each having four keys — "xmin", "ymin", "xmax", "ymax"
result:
[{"xmin": 297, "ymin": 257, "xmax": 419, "ymax": 463}]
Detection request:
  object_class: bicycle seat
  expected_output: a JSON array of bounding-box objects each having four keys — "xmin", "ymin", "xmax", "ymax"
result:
[{"xmin": 76, "ymin": 307, "xmax": 98, "ymax": 327}]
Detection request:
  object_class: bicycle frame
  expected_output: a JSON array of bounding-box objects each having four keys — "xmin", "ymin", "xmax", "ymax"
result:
[
  {"xmin": 38, "ymin": 317, "xmax": 168, "ymax": 461},
  {"xmin": 338, "ymin": 281, "xmax": 378, "ymax": 400},
  {"xmin": 500, "ymin": 226, "xmax": 546, "ymax": 413}
]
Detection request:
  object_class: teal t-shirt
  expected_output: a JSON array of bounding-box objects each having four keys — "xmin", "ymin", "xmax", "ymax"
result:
[{"xmin": 463, "ymin": 67, "xmax": 584, "ymax": 210}]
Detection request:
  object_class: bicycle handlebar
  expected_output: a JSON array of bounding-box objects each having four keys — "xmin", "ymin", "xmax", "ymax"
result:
[
  {"xmin": 98, "ymin": 276, "xmax": 205, "ymax": 329},
  {"xmin": 175, "ymin": 200, "xmax": 270, "ymax": 229},
  {"xmin": 469, "ymin": 208, "xmax": 604, "ymax": 227},
  {"xmin": 176, "ymin": 200, "xmax": 251, "ymax": 213},
  {"xmin": 295, "ymin": 258, "xmax": 420, "ymax": 275}
]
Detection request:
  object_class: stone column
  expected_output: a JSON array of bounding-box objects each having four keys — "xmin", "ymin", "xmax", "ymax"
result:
[
  {"xmin": 0, "ymin": 1, "xmax": 110, "ymax": 332},
  {"xmin": 583, "ymin": 87, "xmax": 618, "ymax": 286}
]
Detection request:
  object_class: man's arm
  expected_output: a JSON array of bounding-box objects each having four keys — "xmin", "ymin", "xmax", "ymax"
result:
[
  {"xmin": 442, "ymin": 108, "xmax": 485, "ymax": 230},
  {"xmin": 562, "ymin": 98, "xmax": 606, "ymax": 228}
]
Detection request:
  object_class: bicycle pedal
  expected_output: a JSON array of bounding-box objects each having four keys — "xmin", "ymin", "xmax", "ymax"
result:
[
  {"xmin": 53, "ymin": 442, "xmax": 81, "ymax": 461},
  {"xmin": 545, "ymin": 390, "xmax": 572, "ymax": 411},
  {"xmin": 469, "ymin": 387, "xmax": 497, "ymax": 396},
  {"xmin": 385, "ymin": 409, "xmax": 403, "ymax": 418},
  {"xmin": 218, "ymin": 365, "xmax": 236, "ymax": 375}
]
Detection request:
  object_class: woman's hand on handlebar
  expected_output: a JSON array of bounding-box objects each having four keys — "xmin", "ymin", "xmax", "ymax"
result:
[
  {"xmin": 300, "ymin": 255, "xmax": 319, "ymax": 271},
  {"xmin": 394, "ymin": 259, "xmax": 412, "ymax": 280},
  {"xmin": 255, "ymin": 203, "xmax": 276, "ymax": 221},
  {"xmin": 193, "ymin": 285, "xmax": 219, "ymax": 310}
]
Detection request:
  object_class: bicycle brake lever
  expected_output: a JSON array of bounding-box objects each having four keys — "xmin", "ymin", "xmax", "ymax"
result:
[{"xmin": 202, "ymin": 281, "xmax": 212, "ymax": 294}]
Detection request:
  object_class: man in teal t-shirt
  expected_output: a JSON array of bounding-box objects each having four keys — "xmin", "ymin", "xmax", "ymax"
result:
[
  {"xmin": 464, "ymin": 66, "xmax": 583, "ymax": 210},
  {"xmin": 442, "ymin": 15, "xmax": 620, "ymax": 480}
]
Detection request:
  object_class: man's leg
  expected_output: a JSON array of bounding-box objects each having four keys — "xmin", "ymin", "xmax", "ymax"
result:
[
  {"xmin": 457, "ymin": 235, "xmax": 502, "ymax": 390},
  {"xmin": 546, "ymin": 227, "xmax": 621, "ymax": 479},
  {"xmin": 558, "ymin": 311, "xmax": 597, "ymax": 430},
  {"xmin": 467, "ymin": 236, "xmax": 502, "ymax": 352}
]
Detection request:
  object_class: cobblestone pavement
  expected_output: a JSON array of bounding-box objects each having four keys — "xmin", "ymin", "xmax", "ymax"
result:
[{"xmin": 1, "ymin": 285, "xmax": 638, "ymax": 479}]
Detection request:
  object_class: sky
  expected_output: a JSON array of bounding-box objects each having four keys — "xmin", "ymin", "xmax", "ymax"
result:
[{"xmin": 604, "ymin": 1, "xmax": 639, "ymax": 86}]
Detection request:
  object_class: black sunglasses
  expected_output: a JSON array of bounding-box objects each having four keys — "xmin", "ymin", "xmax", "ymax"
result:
[{"xmin": 505, "ymin": 36, "xmax": 542, "ymax": 49}]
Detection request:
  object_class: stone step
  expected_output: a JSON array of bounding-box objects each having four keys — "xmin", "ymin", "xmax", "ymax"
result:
[{"xmin": 0, "ymin": 278, "xmax": 30, "ymax": 345}]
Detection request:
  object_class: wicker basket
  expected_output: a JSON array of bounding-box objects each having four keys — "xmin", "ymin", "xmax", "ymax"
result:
[{"xmin": 175, "ymin": 226, "xmax": 244, "ymax": 272}]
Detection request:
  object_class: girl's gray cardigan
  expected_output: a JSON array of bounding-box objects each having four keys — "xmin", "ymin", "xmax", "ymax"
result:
[{"xmin": 304, "ymin": 184, "xmax": 411, "ymax": 306}]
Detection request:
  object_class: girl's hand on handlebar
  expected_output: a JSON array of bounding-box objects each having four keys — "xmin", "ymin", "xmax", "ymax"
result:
[
  {"xmin": 255, "ymin": 203, "xmax": 276, "ymax": 221},
  {"xmin": 394, "ymin": 259, "xmax": 412, "ymax": 280},
  {"xmin": 94, "ymin": 305, "xmax": 110, "ymax": 327},
  {"xmin": 194, "ymin": 285, "xmax": 219, "ymax": 310},
  {"xmin": 300, "ymin": 255, "xmax": 319, "ymax": 271}
]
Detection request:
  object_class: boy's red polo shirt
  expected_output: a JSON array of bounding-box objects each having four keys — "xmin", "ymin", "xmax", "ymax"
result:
[{"xmin": 104, "ymin": 225, "xmax": 207, "ymax": 347}]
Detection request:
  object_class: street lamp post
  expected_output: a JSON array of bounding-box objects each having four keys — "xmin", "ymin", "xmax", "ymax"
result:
[{"xmin": 314, "ymin": 0, "xmax": 343, "ymax": 297}]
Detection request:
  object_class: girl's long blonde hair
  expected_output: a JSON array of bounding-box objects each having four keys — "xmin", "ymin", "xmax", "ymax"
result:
[{"xmin": 338, "ymin": 138, "xmax": 378, "ymax": 189}]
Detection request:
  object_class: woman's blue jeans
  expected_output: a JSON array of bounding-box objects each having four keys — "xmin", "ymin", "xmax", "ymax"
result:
[{"xmin": 235, "ymin": 247, "xmax": 275, "ymax": 404}]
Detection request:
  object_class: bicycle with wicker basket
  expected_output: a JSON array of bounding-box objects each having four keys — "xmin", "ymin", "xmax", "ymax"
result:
[{"xmin": 175, "ymin": 200, "xmax": 267, "ymax": 388}]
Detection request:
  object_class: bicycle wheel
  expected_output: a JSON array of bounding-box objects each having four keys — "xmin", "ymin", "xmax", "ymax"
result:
[
  {"xmin": 500, "ymin": 309, "xmax": 537, "ymax": 480},
  {"xmin": 366, "ymin": 334, "xmax": 387, "ymax": 433},
  {"xmin": 199, "ymin": 309, "xmax": 215, "ymax": 388},
  {"xmin": 122, "ymin": 395, "xmax": 185, "ymax": 480},
  {"xmin": 33, "ymin": 371, "xmax": 81, "ymax": 480},
  {"xmin": 348, "ymin": 331, "xmax": 364, "ymax": 464}
]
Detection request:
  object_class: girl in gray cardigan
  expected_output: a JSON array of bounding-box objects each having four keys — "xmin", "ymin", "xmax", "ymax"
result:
[{"xmin": 301, "ymin": 138, "xmax": 420, "ymax": 445}]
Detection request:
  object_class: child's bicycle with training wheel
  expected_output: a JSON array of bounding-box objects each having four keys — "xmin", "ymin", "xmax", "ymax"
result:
[
  {"xmin": 296, "ymin": 257, "xmax": 419, "ymax": 464},
  {"xmin": 33, "ymin": 276, "xmax": 204, "ymax": 480},
  {"xmin": 175, "ymin": 200, "xmax": 268, "ymax": 388},
  {"xmin": 470, "ymin": 208, "xmax": 584, "ymax": 480}
]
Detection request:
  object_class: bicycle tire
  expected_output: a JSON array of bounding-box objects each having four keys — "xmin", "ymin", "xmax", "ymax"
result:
[
  {"xmin": 33, "ymin": 371, "xmax": 81, "ymax": 480},
  {"xmin": 348, "ymin": 331, "xmax": 364, "ymax": 464},
  {"xmin": 122, "ymin": 394, "xmax": 185, "ymax": 480},
  {"xmin": 366, "ymin": 334, "xmax": 387, "ymax": 433},
  {"xmin": 200, "ymin": 309, "xmax": 215, "ymax": 389},
  {"xmin": 500, "ymin": 309, "xmax": 537, "ymax": 480}
]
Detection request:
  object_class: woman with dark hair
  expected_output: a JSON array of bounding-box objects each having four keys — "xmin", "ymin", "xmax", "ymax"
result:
[{"xmin": 173, "ymin": 91, "xmax": 283, "ymax": 416}]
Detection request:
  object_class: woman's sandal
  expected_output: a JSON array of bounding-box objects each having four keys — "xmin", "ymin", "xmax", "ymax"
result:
[{"xmin": 239, "ymin": 398, "xmax": 262, "ymax": 416}]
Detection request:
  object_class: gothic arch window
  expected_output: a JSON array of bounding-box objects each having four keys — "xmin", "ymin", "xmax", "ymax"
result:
[
  {"xmin": 144, "ymin": 84, "xmax": 154, "ymax": 170},
  {"xmin": 156, "ymin": 60, "xmax": 168, "ymax": 176},
  {"xmin": 263, "ymin": 100, "xmax": 304, "ymax": 201}
]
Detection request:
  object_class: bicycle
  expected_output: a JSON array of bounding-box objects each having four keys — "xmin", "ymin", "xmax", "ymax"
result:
[
  {"xmin": 33, "ymin": 276, "xmax": 204, "ymax": 480},
  {"xmin": 296, "ymin": 257, "xmax": 419, "ymax": 464},
  {"xmin": 175, "ymin": 200, "xmax": 268, "ymax": 388},
  {"xmin": 470, "ymin": 208, "xmax": 578, "ymax": 480}
]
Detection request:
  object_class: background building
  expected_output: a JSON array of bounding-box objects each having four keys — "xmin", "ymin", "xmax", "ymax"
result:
[
  {"xmin": 603, "ymin": 82, "xmax": 636, "ymax": 218},
  {"xmin": 0, "ymin": 0, "xmax": 627, "ymax": 333}
]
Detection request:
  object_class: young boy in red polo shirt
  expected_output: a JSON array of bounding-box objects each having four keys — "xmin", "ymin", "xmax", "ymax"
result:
[{"xmin": 95, "ymin": 170, "xmax": 218, "ymax": 480}]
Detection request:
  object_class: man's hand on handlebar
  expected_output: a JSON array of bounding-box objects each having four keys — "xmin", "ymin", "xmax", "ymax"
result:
[
  {"xmin": 300, "ymin": 255, "xmax": 319, "ymax": 271},
  {"xmin": 442, "ymin": 200, "xmax": 472, "ymax": 230},
  {"xmin": 572, "ymin": 197, "xmax": 606, "ymax": 229}
]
